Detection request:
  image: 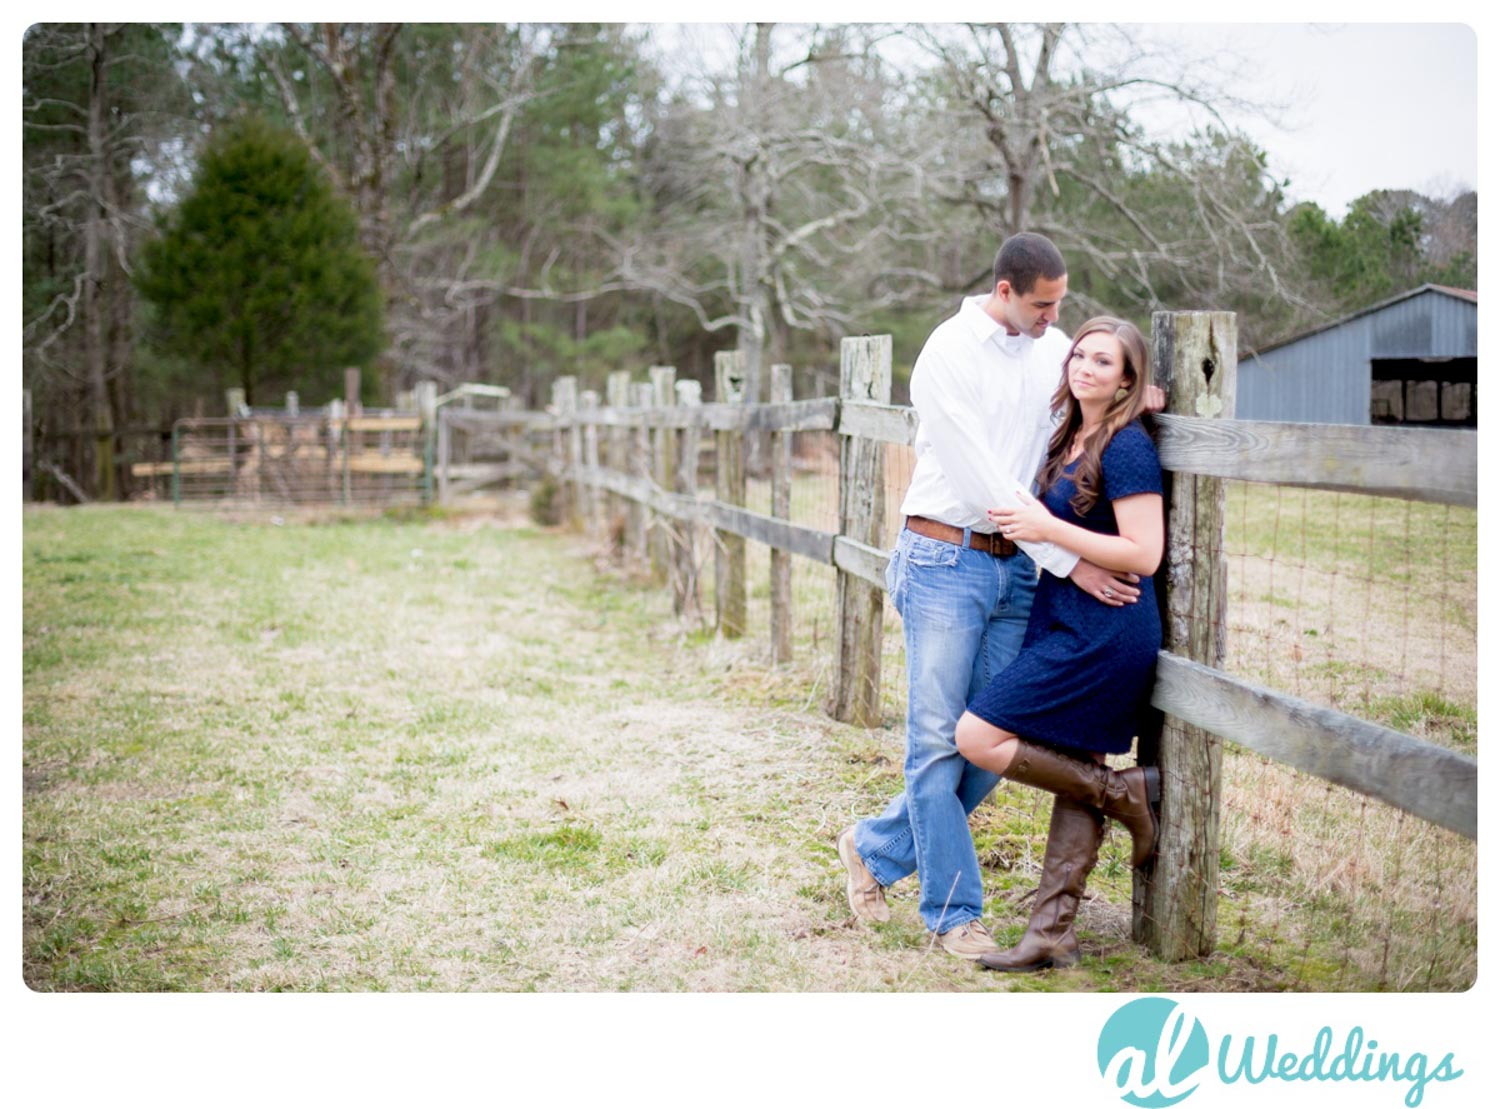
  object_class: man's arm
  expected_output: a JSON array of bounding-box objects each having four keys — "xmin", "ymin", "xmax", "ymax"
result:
[{"xmin": 909, "ymin": 347, "xmax": 1079, "ymax": 578}]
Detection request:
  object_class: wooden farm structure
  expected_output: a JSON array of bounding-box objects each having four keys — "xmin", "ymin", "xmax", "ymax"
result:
[{"xmin": 122, "ymin": 376, "xmax": 496, "ymax": 508}]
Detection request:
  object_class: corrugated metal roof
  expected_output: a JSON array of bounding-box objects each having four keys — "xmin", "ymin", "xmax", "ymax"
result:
[{"xmin": 1246, "ymin": 284, "xmax": 1479, "ymax": 357}]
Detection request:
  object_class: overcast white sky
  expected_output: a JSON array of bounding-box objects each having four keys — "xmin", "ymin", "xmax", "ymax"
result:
[
  {"xmin": 1139, "ymin": 22, "xmax": 1477, "ymax": 215},
  {"xmin": 648, "ymin": 16, "xmax": 1479, "ymax": 219}
]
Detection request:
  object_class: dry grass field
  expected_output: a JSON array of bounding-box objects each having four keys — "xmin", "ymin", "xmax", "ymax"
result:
[{"xmin": 22, "ymin": 480, "xmax": 1475, "ymax": 992}]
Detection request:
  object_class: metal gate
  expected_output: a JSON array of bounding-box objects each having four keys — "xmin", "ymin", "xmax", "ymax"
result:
[{"xmin": 132, "ymin": 414, "xmax": 431, "ymax": 507}]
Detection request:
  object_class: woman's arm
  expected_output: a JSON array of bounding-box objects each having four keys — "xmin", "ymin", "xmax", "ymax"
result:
[{"xmin": 989, "ymin": 490, "xmax": 1163, "ymax": 576}]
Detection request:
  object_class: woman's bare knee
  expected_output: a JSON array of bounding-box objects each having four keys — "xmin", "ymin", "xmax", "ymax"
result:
[
  {"xmin": 955, "ymin": 712, "xmax": 1018, "ymax": 772},
  {"xmin": 954, "ymin": 712, "xmax": 985, "ymax": 758}
]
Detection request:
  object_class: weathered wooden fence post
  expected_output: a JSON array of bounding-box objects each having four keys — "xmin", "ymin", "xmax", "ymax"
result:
[
  {"xmin": 498, "ymin": 390, "xmax": 517, "ymax": 489},
  {"xmin": 552, "ymin": 375, "xmax": 580, "ymax": 528},
  {"xmin": 224, "ymin": 389, "xmax": 245, "ymax": 501},
  {"xmin": 1134, "ymin": 310, "xmax": 1237, "ymax": 961},
  {"xmin": 829, "ymin": 336, "xmax": 890, "ymax": 726},
  {"xmin": 23, "ymin": 388, "xmax": 34, "ymax": 501},
  {"xmin": 414, "ymin": 381, "xmax": 437, "ymax": 504},
  {"xmin": 324, "ymin": 398, "xmax": 344, "ymax": 503},
  {"xmin": 344, "ymin": 367, "xmax": 362, "ymax": 418},
  {"xmin": 606, "ymin": 370, "xmax": 632, "ymax": 553},
  {"xmin": 673, "ymin": 379, "xmax": 703, "ymax": 618},
  {"xmin": 548, "ymin": 378, "xmax": 564, "ymax": 512},
  {"xmin": 342, "ymin": 370, "xmax": 361, "ymax": 506},
  {"xmin": 649, "ymin": 365, "xmax": 677, "ymax": 585},
  {"xmin": 580, "ymin": 389, "xmax": 602, "ymax": 532},
  {"xmin": 435, "ymin": 407, "xmax": 451, "ymax": 505},
  {"xmin": 769, "ymin": 363, "xmax": 795, "ymax": 663},
  {"xmin": 714, "ymin": 350, "xmax": 748, "ymax": 637},
  {"xmin": 628, "ymin": 381, "xmax": 653, "ymax": 569}
]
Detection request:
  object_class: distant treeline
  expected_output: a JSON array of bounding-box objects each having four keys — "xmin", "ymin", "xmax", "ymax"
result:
[{"xmin": 24, "ymin": 23, "xmax": 1475, "ymax": 499}]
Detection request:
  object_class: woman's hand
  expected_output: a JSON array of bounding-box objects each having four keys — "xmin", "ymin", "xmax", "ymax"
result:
[{"xmin": 988, "ymin": 489, "xmax": 1054, "ymax": 544}]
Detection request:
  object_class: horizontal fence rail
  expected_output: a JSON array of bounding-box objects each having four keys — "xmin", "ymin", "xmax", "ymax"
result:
[
  {"xmin": 433, "ymin": 313, "xmax": 1477, "ymax": 971},
  {"xmin": 1152, "ymin": 415, "xmax": 1477, "ymax": 506},
  {"xmin": 572, "ymin": 396, "xmax": 839, "ymax": 433},
  {"xmin": 836, "ymin": 399, "xmax": 920, "ymax": 445},
  {"xmin": 837, "ymin": 403, "xmax": 1479, "ymax": 511},
  {"xmin": 575, "ymin": 464, "xmax": 840, "ymax": 563},
  {"xmin": 1152, "ymin": 654, "xmax": 1476, "ymax": 838}
]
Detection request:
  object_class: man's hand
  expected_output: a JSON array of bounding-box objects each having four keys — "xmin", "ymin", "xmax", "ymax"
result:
[
  {"xmin": 1143, "ymin": 384, "xmax": 1167, "ymax": 413},
  {"xmin": 1069, "ymin": 559, "xmax": 1142, "ymax": 607}
]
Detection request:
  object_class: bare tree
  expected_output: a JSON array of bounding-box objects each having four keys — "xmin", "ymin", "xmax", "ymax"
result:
[
  {"xmin": 23, "ymin": 23, "xmax": 181, "ymax": 498},
  {"xmin": 910, "ymin": 22, "xmax": 1315, "ymax": 338},
  {"xmin": 625, "ymin": 23, "xmax": 939, "ymax": 405},
  {"xmin": 255, "ymin": 24, "xmax": 586, "ymax": 390}
]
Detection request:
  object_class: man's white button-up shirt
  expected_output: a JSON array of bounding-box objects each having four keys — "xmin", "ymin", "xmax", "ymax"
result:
[{"xmin": 898, "ymin": 294, "xmax": 1080, "ymax": 579}]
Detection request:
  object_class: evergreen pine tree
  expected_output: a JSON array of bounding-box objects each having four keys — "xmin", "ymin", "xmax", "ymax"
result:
[{"xmin": 136, "ymin": 115, "xmax": 384, "ymax": 405}]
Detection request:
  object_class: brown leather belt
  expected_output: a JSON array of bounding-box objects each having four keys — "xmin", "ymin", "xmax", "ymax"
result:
[{"xmin": 904, "ymin": 515, "xmax": 1018, "ymax": 558}]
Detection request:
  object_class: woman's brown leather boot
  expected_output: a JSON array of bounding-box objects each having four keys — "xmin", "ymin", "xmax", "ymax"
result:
[
  {"xmin": 1001, "ymin": 740, "xmax": 1160, "ymax": 867},
  {"xmin": 980, "ymin": 796, "xmax": 1105, "ymax": 972}
]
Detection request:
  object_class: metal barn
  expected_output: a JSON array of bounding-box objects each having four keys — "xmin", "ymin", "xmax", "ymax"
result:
[{"xmin": 1237, "ymin": 284, "xmax": 1477, "ymax": 426}]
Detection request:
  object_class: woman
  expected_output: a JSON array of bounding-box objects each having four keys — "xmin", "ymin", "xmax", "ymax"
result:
[{"xmin": 954, "ymin": 316, "xmax": 1164, "ymax": 973}]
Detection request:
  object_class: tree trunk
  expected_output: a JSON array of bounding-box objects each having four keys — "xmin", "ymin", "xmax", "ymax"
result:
[
  {"xmin": 240, "ymin": 330, "xmax": 256, "ymax": 407},
  {"xmin": 84, "ymin": 23, "xmax": 116, "ymax": 500},
  {"xmin": 106, "ymin": 126, "xmax": 135, "ymax": 498},
  {"xmin": 738, "ymin": 21, "xmax": 775, "ymax": 473}
]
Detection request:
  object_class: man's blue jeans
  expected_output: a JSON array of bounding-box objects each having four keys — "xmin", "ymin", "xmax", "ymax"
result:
[{"xmin": 854, "ymin": 527, "xmax": 1039, "ymax": 933}]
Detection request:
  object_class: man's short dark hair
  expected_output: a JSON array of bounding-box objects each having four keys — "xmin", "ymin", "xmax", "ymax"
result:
[{"xmin": 993, "ymin": 232, "xmax": 1066, "ymax": 296}]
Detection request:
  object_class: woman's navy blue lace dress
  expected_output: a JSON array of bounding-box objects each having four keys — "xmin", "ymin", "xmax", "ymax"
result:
[{"xmin": 967, "ymin": 421, "xmax": 1162, "ymax": 755}]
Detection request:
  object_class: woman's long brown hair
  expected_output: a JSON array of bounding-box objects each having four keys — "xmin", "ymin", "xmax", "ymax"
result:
[{"xmin": 1035, "ymin": 317, "xmax": 1152, "ymax": 518}]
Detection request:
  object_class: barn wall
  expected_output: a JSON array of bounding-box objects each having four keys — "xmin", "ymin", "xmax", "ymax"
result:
[
  {"xmin": 1238, "ymin": 289, "xmax": 1477, "ymax": 425},
  {"xmin": 1239, "ymin": 320, "xmax": 1373, "ymax": 424}
]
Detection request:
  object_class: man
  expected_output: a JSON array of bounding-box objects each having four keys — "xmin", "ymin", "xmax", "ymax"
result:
[{"xmin": 836, "ymin": 232, "xmax": 1146, "ymax": 959}]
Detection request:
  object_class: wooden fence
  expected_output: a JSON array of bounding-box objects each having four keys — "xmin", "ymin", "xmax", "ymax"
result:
[{"xmin": 437, "ymin": 310, "xmax": 1478, "ymax": 963}]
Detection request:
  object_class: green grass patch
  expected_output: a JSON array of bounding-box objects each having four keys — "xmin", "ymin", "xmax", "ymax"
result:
[
  {"xmin": 485, "ymin": 823, "xmax": 605, "ymax": 869},
  {"xmin": 1369, "ymin": 691, "xmax": 1477, "ymax": 753}
]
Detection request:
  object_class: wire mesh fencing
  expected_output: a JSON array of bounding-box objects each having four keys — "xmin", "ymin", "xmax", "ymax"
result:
[
  {"xmin": 693, "ymin": 440, "xmax": 1477, "ymax": 989},
  {"xmin": 1207, "ymin": 482, "xmax": 1477, "ymax": 989}
]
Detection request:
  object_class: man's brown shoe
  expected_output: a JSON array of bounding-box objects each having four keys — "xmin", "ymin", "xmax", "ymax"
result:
[
  {"xmin": 836, "ymin": 826, "xmax": 890, "ymax": 923},
  {"xmin": 934, "ymin": 919, "xmax": 1000, "ymax": 960}
]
